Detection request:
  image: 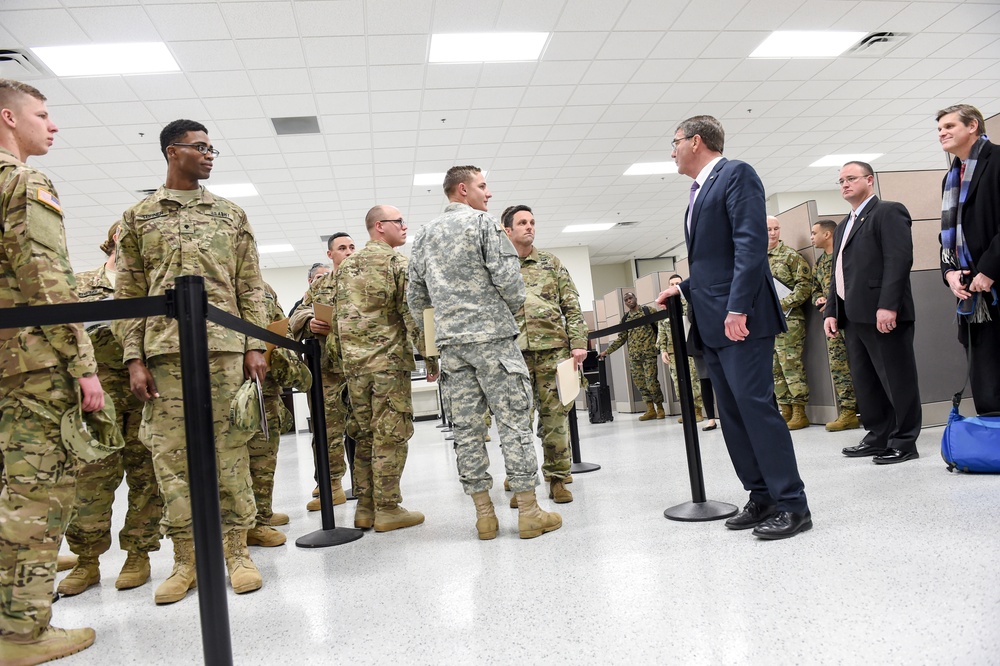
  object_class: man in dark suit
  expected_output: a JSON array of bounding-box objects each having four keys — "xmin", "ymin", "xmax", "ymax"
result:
[
  {"xmin": 824, "ymin": 161, "xmax": 921, "ymax": 463},
  {"xmin": 937, "ymin": 104, "xmax": 1000, "ymax": 414},
  {"xmin": 656, "ymin": 115, "xmax": 810, "ymax": 540}
]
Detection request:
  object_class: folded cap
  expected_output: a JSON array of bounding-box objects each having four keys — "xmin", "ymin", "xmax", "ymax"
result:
[
  {"xmin": 61, "ymin": 391, "xmax": 125, "ymax": 463},
  {"xmin": 230, "ymin": 379, "xmax": 261, "ymax": 433},
  {"xmin": 269, "ymin": 348, "xmax": 312, "ymax": 392}
]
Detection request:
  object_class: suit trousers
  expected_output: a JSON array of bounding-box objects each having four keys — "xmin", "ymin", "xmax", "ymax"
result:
[
  {"xmin": 703, "ymin": 336, "xmax": 808, "ymax": 513},
  {"xmin": 966, "ymin": 320, "xmax": 1000, "ymax": 414},
  {"xmin": 842, "ymin": 321, "xmax": 921, "ymax": 452}
]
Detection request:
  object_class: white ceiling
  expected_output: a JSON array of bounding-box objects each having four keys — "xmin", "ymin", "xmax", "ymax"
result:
[{"xmin": 2, "ymin": 0, "xmax": 998, "ymax": 271}]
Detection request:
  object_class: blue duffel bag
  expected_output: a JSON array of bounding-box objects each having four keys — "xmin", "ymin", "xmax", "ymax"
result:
[{"xmin": 941, "ymin": 397, "xmax": 1000, "ymax": 473}]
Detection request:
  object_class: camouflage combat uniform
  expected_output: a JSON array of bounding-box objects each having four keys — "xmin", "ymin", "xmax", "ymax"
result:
[
  {"xmin": 812, "ymin": 251, "xmax": 856, "ymax": 412},
  {"xmin": 65, "ymin": 263, "xmax": 162, "ymax": 559},
  {"xmin": 767, "ymin": 241, "xmax": 811, "ymax": 407},
  {"xmin": 602, "ymin": 306, "xmax": 664, "ymax": 404},
  {"xmin": 0, "ymin": 147, "xmax": 96, "ymax": 638},
  {"xmin": 337, "ymin": 240, "xmax": 436, "ymax": 510},
  {"xmin": 408, "ymin": 202, "xmax": 539, "ymax": 495},
  {"xmin": 656, "ymin": 317, "xmax": 703, "ymax": 413},
  {"xmin": 116, "ymin": 186, "xmax": 267, "ymax": 539},
  {"xmin": 515, "ymin": 248, "xmax": 588, "ymax": 481}
]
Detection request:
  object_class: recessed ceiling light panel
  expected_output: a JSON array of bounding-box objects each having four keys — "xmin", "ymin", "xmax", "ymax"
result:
[
  {"xmin": 206, "ymin": 183, "xmax": 259, "ymax": 198},
  {"xmin": 808, "ymin": 153, "xmax": 883, "ymax": 168},
  {"xmin": 563, "ymin": 223, "xmax": 617, "ymax": 233},
  {"xmin": 624, "ymin": 162, "xmax": 678, "ymax": 176},
  {"xmin": 31, "ymin": 42, "xmax": 179, "ymax": 76},
  {"xmin": 413, "ymin": 173, "xmax": 446, "ymax": 186},
  {"xmin": 749, "ymin": 31, "xmax": 867, "ymax": 59},
  {"xmin": 257, "ymin": 244, "xmax": 294, "ymax": 254},
  {"xmin": 429, "ymin": 33, "xmax": 548, "ymax": 63}
]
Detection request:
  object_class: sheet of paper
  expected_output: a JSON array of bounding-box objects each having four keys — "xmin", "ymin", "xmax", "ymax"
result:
[
  {"xmin": 423, "ymin": 308, "xmax": 438, "ymax": 357},
  {"xmin": 264, "ymin": 318, "xmax": 289, "ymax": 365},
  {"xmin": 254, "ymin": 376, "xmax": 268, "ymax": 436},
  {"xmin": 555, "ymin": 357, "xmax": 581, "ymax": 406},
  {"xmin": 772, "ymin": 278, "xmax": 793, "ymax": 317},
  {"xmin": 313, "ymin": 302, "xmax": 334, "ymax": 325}
]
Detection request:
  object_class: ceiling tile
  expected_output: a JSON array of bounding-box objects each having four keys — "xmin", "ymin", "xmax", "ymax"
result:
[
  {"xmin": 145, "ymin": 4, "xmax": 231, "ymax": 41},
  {"xmin": 367, "ymin": 34, "xmax": 428, "ymax": 66},
  {"xmin": 555, "ymin": 0, "xmax": 628, "ymax": 31},
  {"xmin": 221, "ymin": 2, "xmax": 298, "ymax": 39},
  {"xmin": 294, "ymin": 0, "xmax": 366, "ymax": 37},
  {"xmin": 248, "ymin": 69, "xmax": 312, "ymax": 95},
  {"xmin": 237, "ymin": 38, "xmax": 306, "ymax": 70},
  {"xmin": 495, "ymin": 0, "xmax": 566, "ymax": 31},
  {"xmin": 4, "ymin": 9, "xmax": 89, "ymax": 46},
  {"xmin": 168, "ymin": 41, "xmax": 244, "ymax": 73},
  {"xmin": 365, "ymin": 0, "xmax": 434, "ymax": 35},
  {"xmin": 303, "ymin": 36, "xmax": 368, "ymax": 67},
  {"xmin": 543, "ymin": 32, "xmax": 609, "ymax": 61}
]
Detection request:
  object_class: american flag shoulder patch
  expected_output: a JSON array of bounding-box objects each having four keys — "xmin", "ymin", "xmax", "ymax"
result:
[{"xmin": 36, "ymin": 188, "xmax": 62, "ymax": 213}]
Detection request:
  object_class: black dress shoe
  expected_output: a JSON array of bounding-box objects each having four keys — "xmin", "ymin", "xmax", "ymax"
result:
[
  {"xmin": 842, "ymin": 441, "xmax": 887, "ymax": 457},
  {"xmin": 873, "ymin": 448, "xmax": 919, "ymax": 465},
  {"xmin": 725, "ymin": 500, "xmax": 777, "ymax": 530},
  {"xmin": 752, "ymin": 511, "xmax": 812, "ymax": 540}
]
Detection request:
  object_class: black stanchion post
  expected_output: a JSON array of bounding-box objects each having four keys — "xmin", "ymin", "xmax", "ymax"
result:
[
  {"xmin": 173, "ymin": 276, "xmax": 233, "ymax": 666},
  {"xmin": 436, "ymin": 382, "xmax": 448, "ymax": 428},
  {"xmin": 296, "ymin": 338, "xmax": 363, "ymax": 548},
  {"xmin": 662, "ymin": 294, "xmax": 737, "ymax": 522},
  {"xmin": 567, "ymin": 408, "xmax": 600, "ymax": 474}
]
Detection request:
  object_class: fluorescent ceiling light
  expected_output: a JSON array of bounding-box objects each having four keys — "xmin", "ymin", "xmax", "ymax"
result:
[
  {"xmin": 32, "ymin": 42, "xmax": 179, "ymax": 76},
  {"xmin": 429, "ymin": 33, "xmax": 548, "ymax": 63},
  {"xmin": 413, "ymin": 173, "xmax": 446, "ymax": 186},
  {"xmin": 563, "ymin": 223, "xmax": 617, "ymax": 233},
  {"xmin": 206, "ymin": 183, "xmax": 258, "ymax": 198},
  {"xmin": 749, "ymin": 31, "xmax": 866, "ymax": 58},
  {"xmin": 808, "ymin": 154, "xmax": 883, "ymax": 168},
  {"xmin": 257, "ymin": 244, "xmax": 294, "ymax": 254},
  {"xmin": 624, "ymin": 162, "xmax": 678, "ymax": 176}
]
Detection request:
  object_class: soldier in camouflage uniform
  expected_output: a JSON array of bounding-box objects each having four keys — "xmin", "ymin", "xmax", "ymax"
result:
[
  {"xmin": 811, "ymin": 220, "xmax": 859, "ymax": 431},
  {"xmin": 244, "ymin": 283, "xmax": 290, "ymax": 548},
  {"xmin": 598, "ymin": 291, "xmax": 665, "ymax": 421},
  {"xmin": 337, "ymin": 205, "xmax": 438, "ymax": 532},
  {"xmin": 502, "ymin": 205, "xmax": 588, "ymax": 505},
  {"xmin": 657, "ymin": 317, "xmax": 704, "ymax": 417},
  {"xmin": 0, "ymin": 78, "xmax": 101, "ymax": 663},
  {"xmin": 408, "ymin": 165, "xmax": 561, "ymax": 541},
  {"xmin": 117, "ymin": 119, "xmax": 268, "ymax": 604},
  {"xmin": 288, "ymin": 232, "xmax": 357, "ymax": 511},
  {"xmin": 58, "ymin": 223, "xmax": 163, "ymax": 598},
  {"xmin": 767, "ymin": 216, "xmax": 812, "ymax": 430}
]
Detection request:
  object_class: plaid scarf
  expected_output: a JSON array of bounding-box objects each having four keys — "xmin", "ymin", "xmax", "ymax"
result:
[{"xmin": 941, "ymin": 134, "xmax": 991, "ymax": 322}]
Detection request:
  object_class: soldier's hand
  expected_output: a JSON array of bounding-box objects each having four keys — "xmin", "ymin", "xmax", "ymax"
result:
[
  {"xmin": 661, "ymin": 351, "xmax": 670, "ymax": 365},
  {"xmin": 244, "ymin": 350, "xmax": 267, "ymax": 383},
  {"xmin": 571, "ymin": 348, "xmax": 587, "ymax": 370},
  {"xmin": 426, "ymin": 371, "xmax": 439, "ymax": 382},
  {"xmin": 815, "ymin": 296, "xmax": 827, "ymax": 311},
  {"xmin": 127, "ymin": 359, "xmax": 159, "ymax": 401},
  {"xmin": 824, "ymin": 316, "xmax": 839, "ymax": 338},
  {"xmin": 309, "ymin": 318, "xmax": 331, "ymax": 335},
  {"xmin": 78, "ymin": 374, "xmax": 105, "ymax": 413}
]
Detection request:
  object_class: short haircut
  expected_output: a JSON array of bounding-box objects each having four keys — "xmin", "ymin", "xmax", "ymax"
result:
[
  {"xmin": 365, "ymin": 205, "xmax": 388, "ymax": 232},
  {"xmin": 443, "ymin": 165, "xmax": 481, "ymax": 196},
  {"xmin": 160, "ymin": 119, "xmax": 208, "ymax": 161},
  {"xmin": 0, "ymin": 79, "xmax": 46, "ymax": 112},
  {"xmin": 677, "ymin": 115, "xmax": 725, "ymax": 153},
  {"xmin": 843, "ymin": 161, "xmax": 874, "ymax": 177},
  {"xmin": 937, "ymin": 104, "xmax": 986, "ymax": 137},
  {"xmin": 815, "ymin": 219, "xmax": 837, "ymax": 234},
  {"xmin": 327, "ymin": 231, "xmax": 352, "ymax": 250},
  {"xmin": 668, "ymin": 274, "xmax": 682, "ymax": 282},
  {"xmin": 307, "ymin": 262, "xmax": 329, "ymax": 280},
  {"xmin": 501, "ymin": 204, "xmax": 531, "ymax": 229}
]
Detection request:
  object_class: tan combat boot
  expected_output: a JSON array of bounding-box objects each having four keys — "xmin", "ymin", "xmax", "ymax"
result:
[
  {"xmin": 154, "ymin": 538, "xmax": 197, "ymax": 605},
  {"xmin": 269, "ymin": 512, "xmax": 289, "ymax": 526},
  {"xmin": 787, "ymin": 404, "xmax": 810, "ymax": 430},
  {"xmin": 654, "ymin": 403, "xmax": 666, "ymax": 419},
  {"xmin": 541, "ymin": 473, "xmax": 574, "ymax": 484},
  {"xmin": 826, "ymin": 408, "xmax": 860, "ymax": 432},
  {"xmin": 549, "ymin": 478, "xmax": 573, "ymax": 504},
  {"xmin": 515, "ymin": 490, "xmax": 562, "ymax": 539},
  {"xmin": 57, "ymin": 556, "xmax": 100, "ymax": 596},
  {"xmin": 0, "ymin": 626, "xmax": 96, "ymax": 665},
  {"xmin": 780, "ymin": 404, "xmax": 793, "ymax": 422},
  {"xmin": 373, "ymin": 506, "xmax": 425, "ymax": 532},
  {"xmin": 224, "ymin": 530, "xmax": 263, "ymax": 595},
  {"xmin": 354, "ymin": 497, "xmax": 375, "ymax": 530},
  {"xmin": 471, "ymin": 492, "xmax": 498, "ymax": 540},
  {"xmin": 306, "ymin": 478, "xmax": 347, "ymax": 511},
  {"xmin": 638, "ymin": 402, "xmax": 657, "ymax": 421},
  {"xmin": 246, "ymin": 525, "xmax": 287, "ymax": 547},
  {"xmin": 115, "ymin": 551, "xmax": 150, "ymax": 590},
  {"xmin": 56, "ymin": 554, "xmax": 78, "ymax": 573}
]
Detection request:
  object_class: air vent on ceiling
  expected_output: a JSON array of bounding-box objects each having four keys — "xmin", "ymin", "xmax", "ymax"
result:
[
  {"xmin": 845, "ymin": 32, "xmax": 912, "ymax": 57},
  {"xmin": 272, "ymin": 116, "xmax": 321, "ymax": 136},
  {"xmin": 615, "ymin": 221, "xmax": 640, "ymax": 227},
  {"xmin": 0, "ymin": 49, "xmax": 50, "ymax": 79}
]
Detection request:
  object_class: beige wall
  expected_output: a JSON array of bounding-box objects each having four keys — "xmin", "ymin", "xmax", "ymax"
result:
[{"xmin": 591, "ymin": 261, "xmax": 633, "ymax": 305}]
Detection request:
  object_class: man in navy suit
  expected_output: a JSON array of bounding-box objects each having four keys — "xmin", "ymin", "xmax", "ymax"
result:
[{"xmin": 656, "ymin": 115, "xmax": 811, "ymax": 540}]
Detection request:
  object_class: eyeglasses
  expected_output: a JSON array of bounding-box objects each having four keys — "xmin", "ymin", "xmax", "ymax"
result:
[
  {"xmin": 379, "ymin": 218, "xmax": 405, "ymax": 227},
  {"xmin": 171, "ymin": 143, "xmax": 220, "ymax": 157},
  {"xmin": 836, "ymin": 175, "xmax": 869, "ymax": 186},
  {"xmin": 671, "ymin": 136, "xmax": 693, "ymax": 149}
]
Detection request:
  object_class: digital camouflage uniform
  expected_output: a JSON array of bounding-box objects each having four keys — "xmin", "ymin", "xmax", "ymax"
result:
[
  {"xmin": 812, "ymin": 251, "xmax": 856, "ymax": 412},
  {"xmin": 602, "ymin": 306, "xmax": 663, "ymax": 404},
  {"xmin": 515, "ymin": 248, "xmax": 588, "ymax": 481},
  {"xmin": 408, "ymin": 202, "xmax": 539, "ymax": 495},
  {"xmin": 337, "ymin": 240, "xmax": 436, "ymax": 510},
  {"xmin": 656, "ymin": 317, "xmax": 703, "ymax": 413},
  {"xmin": 116, "ymin": 186, "xmax": 267, "ymax": 539},
  {"xmin": 246, "ymin": 284, "xmax": 285, "ymax": 525},
  {"xmin": 767, "ymin": 241, "xmax": 811, "ymax": 407},
  {"xmin": 66, "ymin": 263, "xmax": 161, "ymax": 558},
  {"xmin": 0, "ymin": 147, "xmax": 96, "ymax": 638}
]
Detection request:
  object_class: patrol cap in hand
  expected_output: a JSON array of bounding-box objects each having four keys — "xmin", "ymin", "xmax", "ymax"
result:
[
  {"xmin": 270, "ymin": 348, "xmax": 312, "ymax": 392},
  {"xmin": 61, "ymin": 391, "xmax": 125, "ymax": 463},
  {"xmin": 230, "ymin": 379, "xmax": 262, "ymax": 432}
]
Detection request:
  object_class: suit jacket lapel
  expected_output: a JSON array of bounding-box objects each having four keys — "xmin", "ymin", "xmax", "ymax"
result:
[
  {"xmin": 689, "ymin": 158, "xmax": 726, "ymax": 243},
  {"xmin": 844, "ymin": 197, "xmax": 877, "ymax": 248}
]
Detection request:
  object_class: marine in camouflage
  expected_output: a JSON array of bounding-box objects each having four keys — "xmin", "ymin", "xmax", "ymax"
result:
[
  {"xmin": 768, "ymin": 240, "xmax": 812, "ymax": 406},
  {"xmin": 811, "ymin": 250, "xmax": 857, "ymax": 412},
  {"xmin": 603, "ymin": 307, "xmax": 663, "ymax": 404},
  {"xmin": 657, "ymin": 318, "xmax": 704, "ymax": 412}
]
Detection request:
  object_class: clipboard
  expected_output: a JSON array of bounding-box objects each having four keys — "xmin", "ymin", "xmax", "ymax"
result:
[
  {"xmin": 254, "ymin": 376, "xmax": 268, "ymax": 436},
  {"xmin": 313, "ymin": 302, "xmax": 334, "ymax": 325},
  {"xmin": 555, "ymin": 357, "xmax": 581, "ymax": 406},
  {"xmin": 263, "ymin": 318, "xmax": 289, "ymax": 365},
  {"xmin": 423, "ymin": 308, "xmax": 438, "ymax": 357}
]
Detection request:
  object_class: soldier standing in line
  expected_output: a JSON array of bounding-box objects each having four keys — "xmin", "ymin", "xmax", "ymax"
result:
[
  {"xmin": 0, "ymin": 77, "xmax": 103, "ymax": 664},
  {"xmin": 58, "ymin": 223, "xmax": 163, "ymax": 598},
  {"xmin": 408, "ymin": 165, "xmax": 561, "ymax": 541},
  {"xmin": 766, "ymin": 216, "xmax": 812, "ymax": 430},
  {"xmin": 337, "ymin": 205, "xmax": 437, "ymax": 532},
  {"xmin": 598, "ymin": 291, "xmax": 665, "ymax": 421},
  {"xmin": 810, "ymin": 220, "xmax": 860, "ymax": 431},
  {"xmin": 117, "ymin": 119, "xmax": 269, "ymax": 604},
  {"xmin": 288, "ymin": 232, "xmax": 356, "ymax": 511},
  {"xmin": 502, "ymin": 204, "xmax": 588, "ymax": 505}
]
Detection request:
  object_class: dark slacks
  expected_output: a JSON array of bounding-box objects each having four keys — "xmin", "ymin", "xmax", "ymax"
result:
[
  {"xmin": 703, "ymin": 336, "xmax": 808, "ymax": 513},
  {"xmin": 842, "ymin": 321, "xmax": 921, "ymax": 452},
  {"xmin": 966, "ymin": 320, "xmax": 1000, "ymax": 414}
]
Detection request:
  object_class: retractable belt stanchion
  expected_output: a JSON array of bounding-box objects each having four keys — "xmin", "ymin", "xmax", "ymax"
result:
[
  {"xmin": 567, "ymin": 408, "xmax": 600, "ymax": 474},
  {"xmin": 662, "ymin": 294, "xmax": 737, "ymax": 522},
  {"xmin": 295, "ymin": 338, "xmax": 363, "ymax": 548},
  {"xmin": 436, "ymin": 383, "xmax": 449, "ymax": 428},
  {"xmin": 174, "ymin": 276, "xmax": 234, "ymax": 666}
]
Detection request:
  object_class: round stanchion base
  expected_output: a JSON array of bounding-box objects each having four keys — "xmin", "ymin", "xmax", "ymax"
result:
[
  {"xmin": 444, "ymin": 434, "xmax": 454, "ymax": 441},
  {"xmin": 663, "ymin": 500, "xmax": 738, "ymax": 522},
  {"xmin": 343, "ymin": 487, "xmax": 358, "ymax": 502},
  {"xmin": 570, "ymin": 462, "xmax": 601, "ymax": 474},
  {"xmin": 295, "ymin": 527, "xmax": 364, "ymax": 548},
  {"xmin": 435, "ymin": 424, "xmax": 449, "ymax": 429}
]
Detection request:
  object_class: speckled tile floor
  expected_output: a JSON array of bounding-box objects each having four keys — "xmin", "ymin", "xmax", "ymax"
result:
[{"xmin": 51, "ymin": 410, "xmax": 1000, "ymax": 665}]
